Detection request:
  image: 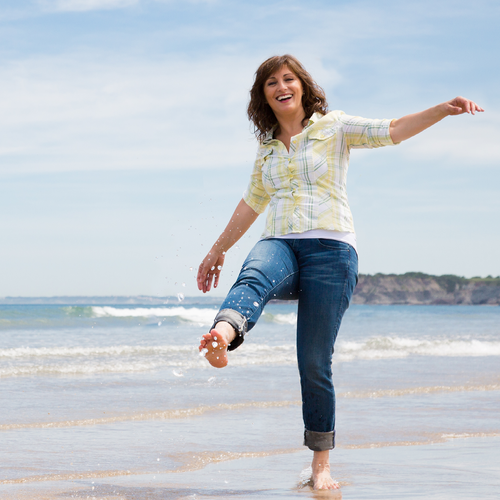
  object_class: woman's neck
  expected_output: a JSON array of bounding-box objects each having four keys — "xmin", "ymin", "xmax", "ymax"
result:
[{"xmin": 274, "ymin": 109, "xmax": 307, "ymax": 152}]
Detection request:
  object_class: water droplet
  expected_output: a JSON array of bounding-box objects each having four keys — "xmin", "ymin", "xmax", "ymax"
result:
[
  {"xmin": 172, "ymin": 369, "xmax": 184, "ymax": 377},
  {"xmin": 212, "ymin": 341, "xmax": 218, "ymax": 348},
  {"xmin": 222, "ymin": 251, "xmax": 226, "ymax": 255},
  {"xmin": 253, "ymin": 302, "xmax": 259, "ymax": 307},
  {"xmin": 177, "ymin": 293, "xmax": 185, "ymax": 302},
  {"xmin": 189, "ymin": 267, "xmax": 193, "ymax": 271},
  {"xmin": 182, "ymin": 282, "xmax": 186, "ymax": 287},
  {"xmin": 208, "ymin": 376, "xmax": 216, "ymax": 384},
  {"xmin": 157, "ymin": 458, "xmax": 160, "ymax": 461},
  {"xmin": 200, "ymin": 348, "xmax": 208, "ymax": 357},
  {"xmin": 217, "ymin": 265, "xmax": 222, "ymax": 270},
  {"xmin": 157, "ymin": 321, "xmax": 162, "ymax": 326},
  {"xmin": 211, "ymin": 266, "xmax": 215, "ymax": 271},
  {"xmin": 213, "ymin": 336, "xmax": 217, "ymax": 340},
  {"xmin": 234, "ymin": 246, "xmax": 239, "ymax": 250}
]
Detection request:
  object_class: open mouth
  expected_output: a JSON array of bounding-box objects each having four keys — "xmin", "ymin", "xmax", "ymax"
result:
[{"xmin": 276, "ymin": 94, "xmax": 293, "ymax": 102}]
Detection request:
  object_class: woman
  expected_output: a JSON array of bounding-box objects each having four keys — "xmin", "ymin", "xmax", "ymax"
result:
[{"xmin": 196, "ymin": 54, "xmax": 483, "ymax": 490}]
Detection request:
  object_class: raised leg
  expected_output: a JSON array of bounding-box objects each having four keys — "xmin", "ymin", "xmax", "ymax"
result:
[{"xmin": 200, "ymin": 238, "xmax": 300, "ymax": 366}]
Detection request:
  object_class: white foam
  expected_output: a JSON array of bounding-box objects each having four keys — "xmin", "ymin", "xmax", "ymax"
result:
[
  {"xmin": 336, "ymin": 336, "xmax": 500, "ymax": 361},
  {"xmin": 271, "ymin": 313, "xmax": 297, "ymax": 325},
  {"xmin": 0, "ymin": 360, "xmax": 164, "ymax": 377},
  {"xmin": 91, "ymin": 306, "xmax": 299, "ymax": 326},
  {"xmin": 0, "ymin": 344, "xmax": 194, "ymax": 359},
  {"xmin": 91, "ymin": 306, "xmax": 215, "ymax": 325}
]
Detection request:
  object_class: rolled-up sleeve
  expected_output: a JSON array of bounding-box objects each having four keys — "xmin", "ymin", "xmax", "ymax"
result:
[
  {"xmin": 243, "ymin": 152, "xmax": 271, "ymax": 214},
  {"xmin": 340, "ymin": 114, "xmax": 397, "ymax": 149}
]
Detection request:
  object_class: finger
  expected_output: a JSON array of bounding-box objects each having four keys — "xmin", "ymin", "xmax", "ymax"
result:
[
  {"xmin": 197, "ymin": 264, "xmax": 207, "ymax": 289},
  {"xmin": 214, "ymin": 271, "xmax": 221, "ymax": 289},
  {"xmin": 205, "ymin": 273, "xmax": 213, "ymax": 292},
  {"xmin": 471, "ymin": 101, "xmax": 484, "ymax": 114}
]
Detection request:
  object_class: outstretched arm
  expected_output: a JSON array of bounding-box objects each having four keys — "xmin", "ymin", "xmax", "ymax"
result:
[
  {"xmin": 389, "ymin": 96, "xmax": 484, "ymax": 144},
  {"xmin": 197, "ymin": 198, "xmax": 259, "ymax": 293}
]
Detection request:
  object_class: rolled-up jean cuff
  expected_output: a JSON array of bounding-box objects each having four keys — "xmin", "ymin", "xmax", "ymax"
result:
[
  {"xmin": 211, "ymin": 309, "xmax": 248, "ymax": 351},
  {"xmin": 303, "ymin": 430, "xmax": 336, "ymax": 451}
]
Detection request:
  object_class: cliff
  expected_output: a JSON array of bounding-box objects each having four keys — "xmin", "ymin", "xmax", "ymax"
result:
[{"xmin": 352, "ymin": 272, "xmax": 500, "ymax": 305}]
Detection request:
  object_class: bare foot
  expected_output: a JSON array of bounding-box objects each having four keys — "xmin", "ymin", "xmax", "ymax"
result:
[
  {"xmin": 199, "ymin": 321, "xmax": 235, "ymax": 368},
  {"xmin": 312, "ymin": 450, "xmax": 340, "ymax": 490}
]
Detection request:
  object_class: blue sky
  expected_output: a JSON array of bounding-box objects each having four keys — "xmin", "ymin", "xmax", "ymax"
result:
[{"xmin": 0, "ymin": 0, "xmax": 498, "ymax": 297}]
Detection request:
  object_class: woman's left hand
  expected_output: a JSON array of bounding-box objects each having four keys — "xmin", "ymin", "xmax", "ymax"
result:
[
  {"xmin": 443, "ymin": 96, "xmax": 484, "ymax": 116},
  {"xmin": 390, "ymin": 97, "xmax": 485, "ymax": 143}
]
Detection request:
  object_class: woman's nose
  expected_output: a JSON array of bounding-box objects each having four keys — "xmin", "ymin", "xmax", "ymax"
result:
[{"xmin": 277, "ymin": 79, "xmax": 287, "ymax": 91}]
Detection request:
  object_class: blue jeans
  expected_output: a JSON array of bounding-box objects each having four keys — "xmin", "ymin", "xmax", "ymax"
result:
[{"xmin": 213, "ymin": 238, "xmax": 358, "ymax": 451}]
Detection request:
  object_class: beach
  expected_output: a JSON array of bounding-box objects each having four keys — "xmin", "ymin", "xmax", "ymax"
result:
[{"xmin": 1, "ymin": 302, "xmax": 499, "ymax": 499}]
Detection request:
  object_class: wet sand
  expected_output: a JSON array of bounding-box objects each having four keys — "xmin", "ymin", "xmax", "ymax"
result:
[{"xmin": 2, "ymin": 436, "xmax": 500, "ymax": 499}]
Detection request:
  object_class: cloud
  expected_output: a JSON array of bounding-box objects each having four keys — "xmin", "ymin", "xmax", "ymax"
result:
[
  {"xmin": 0, "ymin": 52, "xmax": 260, "ymax": 173},
  {"xmin": 38, "ymin": 0, "xmax": 139, "ymax": 12},
  {"xmin": 398, "ymin": 114, "xmax": 500, "ymax": 166},
  {"xmin": 1, "ymin": 0, "xmax": 497, "ymax": 174}
]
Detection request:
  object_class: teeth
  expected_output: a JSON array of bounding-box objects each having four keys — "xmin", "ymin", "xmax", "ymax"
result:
[{"xmin": 277, "ymin": 94, "xmax": 292, "ymax": 101}]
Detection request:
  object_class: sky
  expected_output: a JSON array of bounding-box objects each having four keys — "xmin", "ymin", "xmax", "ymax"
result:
[{"xmin": 0, "ymin": 0, "xmax": 499, "ymax": 297}]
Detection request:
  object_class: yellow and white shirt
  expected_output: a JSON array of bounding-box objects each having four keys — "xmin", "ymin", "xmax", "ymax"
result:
[{"xmin": 243, "ymin": 110, "xmax": 397, "ymax": 242}]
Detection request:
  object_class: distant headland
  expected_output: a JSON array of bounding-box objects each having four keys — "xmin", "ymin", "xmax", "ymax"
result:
[
  {"xmin": 352, "ymin": 272, "xmax": 500, "ymax": 305},
  {"xmin": 1, "ymin": 273, "xmax": 499, "ymax": 305}
]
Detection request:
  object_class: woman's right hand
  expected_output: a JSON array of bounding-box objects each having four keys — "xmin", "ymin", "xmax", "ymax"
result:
[
  {"xmin": 197, "ymin": 249, "xmax": 226, "ymax": 293},
  {"xmin": 196, "ymin": 198, "xmax": 259, "ymax": 294}
]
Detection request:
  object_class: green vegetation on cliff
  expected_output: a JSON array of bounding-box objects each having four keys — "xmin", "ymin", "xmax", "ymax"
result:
[{"xmin": 360, "ymin": 273, "xmax": 500, "ymax": 294}]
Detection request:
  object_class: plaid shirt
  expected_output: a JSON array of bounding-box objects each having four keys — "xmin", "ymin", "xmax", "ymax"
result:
[{"xmin": 243, "ymin": 110, "xmax": 397, "ymax": 238}]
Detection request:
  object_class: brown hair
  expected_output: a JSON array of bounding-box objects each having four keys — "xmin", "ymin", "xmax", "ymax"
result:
[{"xmin": 247, "ymin": 54, "xmax": 329, "ymax": 142}]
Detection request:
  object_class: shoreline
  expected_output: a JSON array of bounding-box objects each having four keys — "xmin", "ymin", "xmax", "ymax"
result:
[{"xmin": 2, "ymin": 435, "xmax": 499, "ymax": 499}]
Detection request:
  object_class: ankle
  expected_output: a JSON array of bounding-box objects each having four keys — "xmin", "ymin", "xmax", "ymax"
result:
[
  {"xmin": 312, "ymin": 450, "xmax": 330, "ymax": 472},
  {"xmin": 214, "ymin": 321, "xmax": 237, "ymax": 344}
]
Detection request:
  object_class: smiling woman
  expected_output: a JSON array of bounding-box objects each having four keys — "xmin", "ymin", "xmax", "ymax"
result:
[
  {"xmin": 196, "ymin": 54, "xmax": 483, "ymax": 491},
  {"xmin": 248, "ymin": 55, "xmax": 328, "ymax": 144}
]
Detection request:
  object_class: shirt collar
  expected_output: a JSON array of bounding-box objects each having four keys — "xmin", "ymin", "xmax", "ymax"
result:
[{"xmin": 261, "ymin": 112, "xmax": 323, "ymax": 145}]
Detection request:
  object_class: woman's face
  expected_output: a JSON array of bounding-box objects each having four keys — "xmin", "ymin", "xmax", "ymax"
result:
[{"xmin": 263, "ymin": 65, "xmax": 304, "ymax": 118}]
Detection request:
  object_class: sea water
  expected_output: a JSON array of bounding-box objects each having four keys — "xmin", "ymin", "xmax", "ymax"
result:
[{"xmin": 1, "ymin": 302, "xmax": 499, "ymax": 499}]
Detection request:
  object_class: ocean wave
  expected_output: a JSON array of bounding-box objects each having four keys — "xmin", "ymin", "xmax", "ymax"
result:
[
  {"xmin": 2, "ymin": 336, "xmax": 499, "ymax": 378},
  {"xmin": 0, "ymin": 360, "xmax": 167, "ymax": 378},
  {"xmin": 263, "ymin": 312, "xmax": 297, "ymax": 325},
  {"xmin": 91, "ymin": 306, "xmax": 216, "ymax": 325},
  {"xmin": 0, "ymin": 344, "xmax": 194, "ymax": 359},
  {"xmin": 0, "ymin": 344, "xmax": 298, "ymax": 377},
  {"xmin": 336, "ymin": 336, "xmax": 500, "ymax": 361},
  {"xmin": 91, "ymin": 306, "xmax": 299, "ymax": 326}
]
